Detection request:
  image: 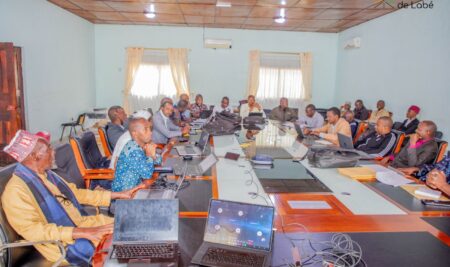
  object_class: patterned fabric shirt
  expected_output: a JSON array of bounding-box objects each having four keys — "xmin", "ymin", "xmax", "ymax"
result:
[
  {"xmin": 417, "ymin": 156, "xmax": 450, "ymax": 184},
  {"xmin": 112, "ymin": 140, "xmax": 162, "ymax": 192}
]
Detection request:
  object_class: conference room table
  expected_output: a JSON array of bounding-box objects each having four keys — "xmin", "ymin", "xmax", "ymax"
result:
[{"xmin": 93, "ymin": 120, "xmax": 450, "ymax": 267}]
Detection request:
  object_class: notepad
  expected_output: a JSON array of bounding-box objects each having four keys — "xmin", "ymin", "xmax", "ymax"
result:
[{"xmin": 338, "ymin": 167, "xmax": 376, "ymax": 181}]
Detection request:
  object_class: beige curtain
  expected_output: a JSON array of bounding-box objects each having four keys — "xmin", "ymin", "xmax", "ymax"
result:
[
  {"xmin": 168, "ymin": 48, "xmax": 190, "ymax": 97},
  {"xmin": 300, "ymin": 52, "xmax": 313, "ymax": 100},
  {"xmin": 123, "ymin": 47, "xmax": 144, "ymax": 114},
  {"xmin": 247, "ymin": 50, "xmax": 260, "ymax": 97}
]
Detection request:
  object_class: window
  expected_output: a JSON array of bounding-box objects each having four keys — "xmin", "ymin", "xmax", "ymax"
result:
[{"xmin": 255, "ymin": 52, "xmax": 304, "ymax": 108}]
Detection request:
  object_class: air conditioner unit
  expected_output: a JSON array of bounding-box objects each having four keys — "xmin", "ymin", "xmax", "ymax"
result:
[
  {"xmin": 344, "ymin": 37, "xmax": 361, "ymax": 49},
  {"xmin": 204, "ymin": 38, "xmax": 232, "ymax": 49}
]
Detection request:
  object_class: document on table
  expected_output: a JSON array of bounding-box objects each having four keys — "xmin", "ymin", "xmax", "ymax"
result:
[
  {"xmin": 288, "ymin": 200, "xmax": 332, "ymax": 209},
  {"xmin": 361, "ymin": 164, "xmax": 414, "ymax": 187}
]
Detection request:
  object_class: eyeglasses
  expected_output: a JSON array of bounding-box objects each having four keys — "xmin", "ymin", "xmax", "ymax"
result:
[{"xmin": 55, "ymin": 194, "xmax": 72, "ymax": 207}]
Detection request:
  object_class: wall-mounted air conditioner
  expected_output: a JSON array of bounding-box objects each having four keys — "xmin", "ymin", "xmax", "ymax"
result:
[{"xmin": 204, "ymin": 38, "xmax": 232, "ymax": 49}]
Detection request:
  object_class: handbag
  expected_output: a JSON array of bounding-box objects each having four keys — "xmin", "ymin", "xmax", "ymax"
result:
[{"xmin": 307, "ymin": 147, "xmax": 360, "ymax": 168}]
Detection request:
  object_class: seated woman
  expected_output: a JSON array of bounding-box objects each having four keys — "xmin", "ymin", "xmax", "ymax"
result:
[
  {"xmin": 399, "ymin": 155, "xmax": 450, "ymax": 196},
  {"xmin": 190, "ymin": 94, "xmax": 208, "ymax": 119}
]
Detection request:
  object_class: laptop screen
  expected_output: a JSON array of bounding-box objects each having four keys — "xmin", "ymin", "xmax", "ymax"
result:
[
  {"xmin": 204, "ymin": 200, "xmax": 274, "ymax": 251},
  {"xmin": 198, "ymin": 130, "xmax": 210, "ymax": 151},
  {"xmin": 113, "ymin": 199, "xmax": 178, "ymax": 242}
]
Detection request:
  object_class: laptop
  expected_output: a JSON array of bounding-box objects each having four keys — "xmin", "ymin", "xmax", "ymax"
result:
[
  {"xmin": 249, "ymin": 112, "xmax": 263, "ymax": 117},
  {"xmin": 200, "ymin": 109, "xmax": 213, "ymax": 119},
  {"xmin": 294, "ymin": 123, "xmax": 319, "ymax": 144},
  {"xmin": 172, "ymin": 153, "xmax": 219, "ymax": 176},
  {"xmin": 175, "ymin": 130, "xmax": 210, "ymax": 156},
  {"xmin": 337, "ymin": 133, "xmax": 376, "ymax": 160},
  {"xmin": 109, "ymin": 199, "xmax": 179, "ymax": 264},
  {"xmin": 134, "ymin": 165, "xmax": 187, "ymax": 200},
  {"xmin": 191, "ymin": 199, "xmax": 275, "ymax": 267}
]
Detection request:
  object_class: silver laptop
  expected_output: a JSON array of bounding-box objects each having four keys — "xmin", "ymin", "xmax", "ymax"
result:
[
  {"xmin": 191, "ymin": 199, "xmax": 275, "ymax": 267},
  {"xmin": 175, "ymin": 130, "xmax": 210, "ymax": 156},
  {"xmin": 109, "ymin": 199, "xmax": 179, "ymax": 263},
  {"xmin": 173, "ymin": 153, "xmax": 219, "ymax": 176},
  {"xmin": 134, "ymin": 165, "xmax": 188, "ymax": 200},
  {"xmin": 338, "ymin": 133, "xmax": 376, "ymax": 160}
]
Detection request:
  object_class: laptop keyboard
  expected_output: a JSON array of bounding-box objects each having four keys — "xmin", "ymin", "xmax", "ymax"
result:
[
  {"xmin": 113, "ymin": 243, "xmax": 177, "ymax": 260},
  {"xmin": 173, "ymin": 163, "xmax": 201, "ymax": 176},
  {"xmin": 185, "ymin": 146, "xmax": 197, "ymax": 154},
  {"xmin": 201, "ymin": 247, "xmax": 265, "ymax": 267}
]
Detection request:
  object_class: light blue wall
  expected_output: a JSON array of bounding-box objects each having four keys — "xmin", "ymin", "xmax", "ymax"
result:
[
  {"xmin": 0, "ymin": 0, "xmax": 95, "ymax": 140},
  {"xmin": 94, "ymin": 25, "xmax": 338, "ymax": 109},
  {"xmin": 336, "ymin": 0, "xmax": 450, "ymax": 138}
]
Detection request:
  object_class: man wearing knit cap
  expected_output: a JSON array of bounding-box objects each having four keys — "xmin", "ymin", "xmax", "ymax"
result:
[
  {"xmin": 395, "ymin": 105, "xmax": 421, "ymax": 135},
  {"xmin": 2, "ymin": 130, "xmax": 143, "ymax": 265}
]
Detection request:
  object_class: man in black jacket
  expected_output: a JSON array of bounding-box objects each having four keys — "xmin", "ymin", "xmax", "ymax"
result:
[
  {"xmin": 353, "ymin": 99, "xmax": 369, "ymax": 121},
  {"xmin": 395, "ymin": 105, "xmax": 420, "ymax": 135},
  {"xmin": 355, "ymin": 116, "xmax": 396, "ymax": 158}
]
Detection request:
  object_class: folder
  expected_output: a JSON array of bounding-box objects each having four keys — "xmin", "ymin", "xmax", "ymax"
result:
[{"xmin": 338, "ymin": 167, "xmax": 376, "ymax": 181}]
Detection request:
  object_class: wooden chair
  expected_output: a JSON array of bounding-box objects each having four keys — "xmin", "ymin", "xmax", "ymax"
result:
[
  {"xmin": 391, "ymin": 129, "xmax": 406, "ymax": 155},
  {"xmin": 69, "ymin": 133, "xmax": 114, "ymax": 189},
  {"xmin": 98, "ymin": 127, "xmax": 113, "ymax": 158}
]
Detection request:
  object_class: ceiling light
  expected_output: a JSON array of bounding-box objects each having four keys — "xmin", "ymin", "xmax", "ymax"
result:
[
  {"xmin": 216, "ymin": 1, "xmax": 232, "ymax": 8},
  {"xmin": 281, "ymin": 0, "xmax": 287, "ymax": 5},
  {"xmin": 274, "ymin": 17, "xmax": 286, "ymax": 24},
  {"xmin": 145, "ymin": 12, "xmax": 156, "ymax": 19}
]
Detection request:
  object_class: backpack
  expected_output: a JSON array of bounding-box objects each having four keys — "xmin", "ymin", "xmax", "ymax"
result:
[{"xmin": 307, "ymin": 147, "xmax": 360, "ymax": 168}]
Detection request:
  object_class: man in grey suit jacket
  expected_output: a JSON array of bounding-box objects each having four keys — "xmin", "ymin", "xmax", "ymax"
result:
[{"xmin": 153, "ymin": 101, "xmax": 190, "ymax": 144}]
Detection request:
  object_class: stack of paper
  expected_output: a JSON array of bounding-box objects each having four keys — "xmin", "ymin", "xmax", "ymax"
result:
[
  {"xmin": 338, "ymin": 167, "xmax": 376, "ymax": 181},
  {"xmin": 362, "ymin": 164, "xmax": 414, "ymax": 187}
]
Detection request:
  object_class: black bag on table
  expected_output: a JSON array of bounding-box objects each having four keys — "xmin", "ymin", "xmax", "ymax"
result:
[
  {"xmin": 203, "ymin": 111, "xmax": 241, "ymax": 136},
  {"xmin": 243, "ymin": 115, "xmax": 265, "ymax": 125},
  {"xmin": 307, "ymin": 147, "xmax": 360, "ymax": 168}
]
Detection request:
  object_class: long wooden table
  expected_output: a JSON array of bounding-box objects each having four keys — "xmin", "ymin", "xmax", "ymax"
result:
[{"xmin": 93, "ymin": 121, "xmax": 450, "ymax": 266}]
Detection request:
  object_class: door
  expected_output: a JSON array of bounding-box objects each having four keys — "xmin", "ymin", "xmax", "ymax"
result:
[{"xmin": 0, "ymin": 42, "xmax": 25, "ymax": 166}]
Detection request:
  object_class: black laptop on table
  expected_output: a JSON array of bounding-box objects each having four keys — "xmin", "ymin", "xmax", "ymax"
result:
[
  {"xmin": 191, "ymin": 199, "xmax": 275, "ymax": 267},
  {"xmin": 109, "ymin": 199, "xmax": 179, "ymax": 264},
  {"xmin": 174, "ymin": 130, "xmax": 210, "ymax": 156}
]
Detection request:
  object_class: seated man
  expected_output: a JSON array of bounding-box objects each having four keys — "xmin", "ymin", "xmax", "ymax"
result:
[
  {"xmin": 213, "ymin": 96, "xmax": 232, "ymax": 114},
  {"xmin": 2, "ymin": 130, "xmax": 140, "ymax": 265},
  {"xmin": 190, "ymin": 94, "xmax": 208, "ymax": 119},
  {"xmin": 240, "ymin": 95, "xmax": 265, "ymax": 118},
  {"xmin": 153, "ymin": 101, "xmax": 190, "ymax": 144},
  {"xmin": 354, "ymin": 117, "xmax": 396, "ymax": 158},
  {"xmin": 304, "ymin": 107, "xmax": 351, "ymax": 145},
  {"xmin": 368, "ymin": 100, "xmax": 390, "ymax": 123},
  {"xmin": 395, "ymin": 105, "xmax": 421, "ymax": 135},
  {"xmin": 113, "ymin": 117, "xmax": 163, "ymax": 192},
  {"xmin": 340, "ymin": 102, "xmax": 351, "ymax": 117},
  {"xmin": 298, "ymin": 104, "xmax": 324, "ymax": 129},
  {"xmin": 390, "ymin": 120, "xmax": 438, "ymax": 168},
  {"xmin": 353, "ymin": 99, "xmax": 370, "ymax": 121},
  {"xmin": 109, "ymin": 110, "xmax": 152, "ymax": 169},
  {"xmin": 269, "ymin": 97, "xmax": 298, "ymax": 122},
  {"xmin": 106, "ymin": 105, "xmax": 128, "ymax": 149},
  {"xmin": 174, "ymin": 94, "xmax": 191, "ymax": 120},
  {"xmin": 171, "ymin": 100, "xmax": 191, "ymax": 126},
  {"xmin": 344, "ymin": 110, "xmax": 359, "ymax": 138}
]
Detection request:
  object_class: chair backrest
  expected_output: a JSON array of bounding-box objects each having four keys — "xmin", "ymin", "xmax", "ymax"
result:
[
  {"xmin": 315, "ymin": 108, "xmax": 327, "ymax": 120},
  {"xmin": 54, "ymin": 143, "xmax": 85, "ymax": 189},
  {"xmin": 209, "ymin": 105, "xmax": 215, "ymax": 110},
  {"xmin": 98, "ymin": 127, "xmax": 113, "ymax": 158},
  {"xmin": 434, "ymin": 139, "xmax": 448, "ymax": 164},
  {"xmin": 76, "ymin": 113, "xmax": 86, "ymax": 125},
  {"xmin": 263, "ymin": 109, "xmax": 271, "ymax": 116},
  {"xmin": 435, "ymin": 131, "xmax": 443, "ymax": 139},
  {"xmin": 239, "ymin": 99, "xmax": 248, "ymax": 106},
  {"xmin": 367, "ymin": 109, "xmax": 372, "ymax": 119},
  {"xmin": 353, "ymin": 122, "xmax": 368, "ymax": 144},
  {"xmin": 69, "ymin": 131, "xmax": 104, "ymax": 176},
  {"xmin": 147, "ymin": 108, "xmax": 153, "ymax": 116},
  {"xmin": 391, "ymin": 129, "xmax": 406, "ymax": 155},
  {"xmin": 393, "ymin": 121, "xmax": 403, "ymax": 131},
  {"xmin": 292, "ymin": 108, "xmax": 299, "ymax": 117}
]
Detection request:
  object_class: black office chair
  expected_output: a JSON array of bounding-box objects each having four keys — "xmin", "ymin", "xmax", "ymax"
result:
[
  {"xmin": 263, "ymin": 109, "xmax": 272, "ymax": 116},
  {"xmin": 315, "ymin": 108, "xmax": 327, "ymax": 120},
  {"xmin": 434, "ymin": 139, "xmax": 448, "ymax": 164},
  {"xmin": 435, "ymin": 131, "xmax": 443, "ymax": 139},
  {"xmin": 60, "ymin": 113, "xmax": 86, "ymax": 141},
  {"xmin": 393, "ymin": 121, "xmax": 403, "ymax": 131}
]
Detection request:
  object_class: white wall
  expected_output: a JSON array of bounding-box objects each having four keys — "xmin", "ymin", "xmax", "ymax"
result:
[
  {"xmin": 336, "ymin": 0, "xmax": 450, "ymax": 138},
  {"xmin": 0, "ymin": 0, "xmax": 95, "ymax": 140},
  {"xmin": 94, "ymin": 25, "xmax": 338, "ymax": 110}
]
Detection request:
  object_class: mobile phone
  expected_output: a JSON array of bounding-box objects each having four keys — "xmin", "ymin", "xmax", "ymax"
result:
[
  {"xmin": 225, "ymin": 152, "xmax": 240, "ymax": 161},
  {"xmin": 421, "ymin": 199, "xmax": 450, "ymax": 208}
]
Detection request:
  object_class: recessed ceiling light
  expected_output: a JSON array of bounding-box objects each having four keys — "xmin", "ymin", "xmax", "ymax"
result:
[
  {"xmin": 274, "ymin": 17, "xmax": 286, "ymax": 24},
  {"xmin": 145, "ymin": 12, "xmax": 156, "ymax": 19},
  {"xmin": 281, "ymin": 0, "xmax": 287, "ymax": 5},
  {"xmin": 216, "ymin": 1, "xmax": 232, "ymax": 8}
]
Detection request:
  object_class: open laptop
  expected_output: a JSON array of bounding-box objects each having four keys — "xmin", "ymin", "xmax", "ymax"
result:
[
  {"xmin": 134, "ymin": 165, "xmax": 188, "ymax": 200},
  {"xmin": 173, "ymin": 153, "xmax": 219, "ymax": 176},
  {"xmin": 191, "ymin": 199, "xmax": 275, "ymax": 267},
  {"xmin": 109, "ymin": 199, "xmax": 179, "ymax": 264},
  {"xmin": 338, "ymin": 133, "xmax": 376, "ymax": 160},
  {"xmin": 294, "ymin": 123, "xmax": 319, "ymax": 144},
  {"xmin": 175, "ymin": 130, "xmax": 210, "ymax": 156}
]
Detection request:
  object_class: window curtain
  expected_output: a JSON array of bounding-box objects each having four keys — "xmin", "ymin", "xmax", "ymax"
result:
[
  {"xmin": 300, "ymin": 52, "xmax": 313, "ymax": 101},
  {"xmin": 168, "ymin": 48, "xmax": 190, "ymax": 97},
  {"xmin": 247, "ymin": 50, "xmax": 260, "ymax": 97},
  {"xmin": 255, "ymin": 52, "xmax": 307, "ymax": 110},
  {"xmin": 128, "ymin": 50, "xmax": 177, "ymax": 113},
  {"xmin": 123, "ymin": 47, "xmax": 144, "ymax": 114}
]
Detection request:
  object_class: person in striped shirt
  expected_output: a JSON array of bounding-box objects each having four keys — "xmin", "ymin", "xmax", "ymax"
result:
[{"xmin": 354, "ymin": 116, "xmax": 396, "ymax": 158}]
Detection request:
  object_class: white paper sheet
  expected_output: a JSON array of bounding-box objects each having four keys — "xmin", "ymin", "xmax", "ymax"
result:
[
  {"xmin": 375, "ymin": 171, "xmax": 414, "ymax": 187},
  {"xmin": 288, "ymin": 200, "xmax": 332, "ymax": 209}
]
